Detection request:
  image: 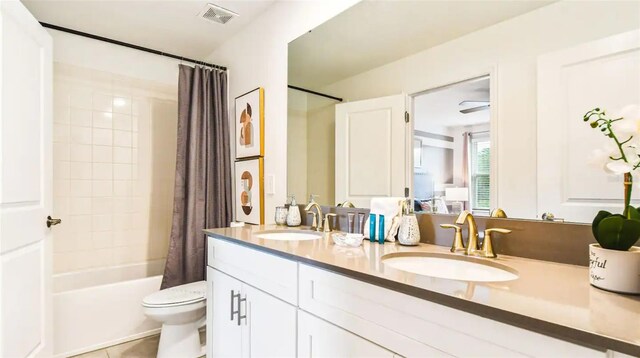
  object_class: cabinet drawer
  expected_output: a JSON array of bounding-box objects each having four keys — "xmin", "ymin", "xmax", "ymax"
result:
[
  {"xmin": 208, "ymin": 236, "xmax": 298, "ymax": 305},
  {"xmin": 299, "ymin": 264, "xmax": 603, "ymax": 358},
  {"xmin": 298, "ymin": 311, "xmax": 395, "ymax": 358}
]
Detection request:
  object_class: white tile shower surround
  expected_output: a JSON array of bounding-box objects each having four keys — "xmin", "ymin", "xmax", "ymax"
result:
[{"xmin": 52, "ymin": 63, "xmax": 178, "ymax": 274}]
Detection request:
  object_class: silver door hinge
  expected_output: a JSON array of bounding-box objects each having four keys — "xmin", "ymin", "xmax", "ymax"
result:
[{"xmin": 404, "ymin": 111, "xmax": 410, "ymax": 123}]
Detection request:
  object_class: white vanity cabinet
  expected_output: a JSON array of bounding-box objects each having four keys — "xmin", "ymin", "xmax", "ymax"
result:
[
  {"xmin": 207, "ymin": 238, "xmax": 298, "ymax": 357},
  {"xmin": 207, "ymin": 267, "xmax": 297, "ymax": 358},
  {"xmin": 207, "ymin": 235, "xmax": 614, "ymax": 358}
]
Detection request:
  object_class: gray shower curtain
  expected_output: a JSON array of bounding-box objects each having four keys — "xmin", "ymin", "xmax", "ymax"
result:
[{"xmin": 161, "ymin": 65, "xmax": 232, "ymax": 289}]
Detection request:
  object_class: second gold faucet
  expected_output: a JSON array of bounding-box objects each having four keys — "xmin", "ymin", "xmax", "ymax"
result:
[{"xmin": 441, "ymin": 210, "xmax": 511, "ymax": 258}]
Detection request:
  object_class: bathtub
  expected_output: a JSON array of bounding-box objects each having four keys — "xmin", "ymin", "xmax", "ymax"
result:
[{"xmin": 53, "ymin": 260, "xmax": 165, "ymax": 357}]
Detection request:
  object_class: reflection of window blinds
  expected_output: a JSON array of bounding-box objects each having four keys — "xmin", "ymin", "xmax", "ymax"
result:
[{"xmin": 471, "ymin": 134, "xmax": 490, "ymax": 210}]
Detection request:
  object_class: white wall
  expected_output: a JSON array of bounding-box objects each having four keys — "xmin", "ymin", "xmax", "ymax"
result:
[
  {"xmin": 49, "ymin": 30, "xmax": 180, "ymax": 87},
  {"xmin": 320, "ymin": 0, "xmax": 640, "ymax": 219},
  {"xmin": 287, "ymin": 89, "xmax": 308, "ymax": 204},
  {"xmin": 208, "ymin": 1, "xmax": 359, "ymax": 223},
  {"xmin": 306, "ymin": 97, "xmax": 336, "ymax": 205}
]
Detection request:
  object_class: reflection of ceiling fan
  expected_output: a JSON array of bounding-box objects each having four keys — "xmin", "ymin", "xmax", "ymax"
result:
[{"xmin": 459, "ymin": 100, "xmax": 490, "ymax": 114}]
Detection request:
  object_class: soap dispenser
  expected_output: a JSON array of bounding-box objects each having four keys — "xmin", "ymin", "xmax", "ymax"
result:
[
  {"xmin": 398, "ymin": 198, "xmax": 420, "ymax": 246},
  {"xmin": 286, "ymin": 195, "xmax": 302, "ymax": 227}
]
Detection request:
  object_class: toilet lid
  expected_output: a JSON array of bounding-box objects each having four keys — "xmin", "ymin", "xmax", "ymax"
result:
[{"xmin": 143, "ymin": 281, "xmax": 206, "ymax": 307}]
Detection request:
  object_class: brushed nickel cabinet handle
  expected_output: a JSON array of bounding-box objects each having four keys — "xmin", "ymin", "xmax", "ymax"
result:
[
  {"xmin": 231, "ymin": 290, "xmax": 240, "ymax": 321},
  {"xmin": 46, "ymin": 216, "xmax": 61, "ymax": 228},
  {"xmin": 237, "ymin": 294, "xmax": 247, "ymax": 326}
]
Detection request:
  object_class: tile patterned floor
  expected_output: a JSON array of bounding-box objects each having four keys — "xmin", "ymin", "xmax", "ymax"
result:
[{"xmin": 71, "ymin": 330, "xmax": 205, "ymax": 358}]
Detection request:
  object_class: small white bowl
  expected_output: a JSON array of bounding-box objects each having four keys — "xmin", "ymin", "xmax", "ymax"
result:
[{"xmin": 332, "ymin": 233, "xmax": 364, "ymax": 248}]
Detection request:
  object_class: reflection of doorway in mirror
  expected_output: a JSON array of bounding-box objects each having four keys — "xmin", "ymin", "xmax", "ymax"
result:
[{"xmin": 411, "ymin": 76, "xmax": 492, "ymax": 216}]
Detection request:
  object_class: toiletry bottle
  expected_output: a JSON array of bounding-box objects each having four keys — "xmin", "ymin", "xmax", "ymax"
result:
[
  {"xmin": 286, "ymin": 195, "xmax": 301, "ymax": 227},
  {"xmin": 378, "ymin": 214, "xmax": 385, "ymax": 244},
  {"xmin": 357, "ymin": 213, "xmax": 366, "ymax": 234},
  {"xmin": 347, "ymin": 213, "xmax": 355, "ymax": 233},
  {"xmin": 369, "ymin": 213, "xmax": 376, "ymax": 242}
]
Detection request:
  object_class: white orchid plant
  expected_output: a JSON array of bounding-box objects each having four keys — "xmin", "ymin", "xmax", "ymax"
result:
[{"xmin": 584, "ymin": 104, "xmax": 640, "ymax": 251}]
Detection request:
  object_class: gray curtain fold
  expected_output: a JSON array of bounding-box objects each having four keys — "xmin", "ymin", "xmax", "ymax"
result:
[{"xmin": 161, "ymin": 64, "xmax": 232, "ymax": 289}]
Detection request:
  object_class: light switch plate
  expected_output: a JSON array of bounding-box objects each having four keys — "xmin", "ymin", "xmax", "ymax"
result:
[{"xmin": 266, "ymin": 174, "xmax": 275, "ymax": 195}]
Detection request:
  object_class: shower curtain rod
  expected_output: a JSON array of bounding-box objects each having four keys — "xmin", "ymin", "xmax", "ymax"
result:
[
  {"xmin": 40, "ymin": 22, "xmax": 227, "ymax": 71},
  {"xmin": 288, "ymin": 85, "xmax": 343, "ymax": 102}
]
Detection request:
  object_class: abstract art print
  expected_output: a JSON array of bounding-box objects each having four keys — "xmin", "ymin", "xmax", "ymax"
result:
[
  {"xmin": 234, "ymin": 158, "xmax": 264, "ymax": 224},
  {"xmin": 235, "ymin": 87, "xmax": 264, "ymax": 159}
]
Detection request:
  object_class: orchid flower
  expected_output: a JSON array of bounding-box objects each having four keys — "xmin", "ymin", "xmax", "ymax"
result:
[
  {"xmin": 584, "ymin": 105, "xmax": 640, "ymax": 218},
  {"xmin": 585, "ymin": 105, "xmax": 640, "ymax": 251}
]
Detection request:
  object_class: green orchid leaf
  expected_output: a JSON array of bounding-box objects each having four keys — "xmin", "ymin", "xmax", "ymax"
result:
[
  {"xmin": 592, "ymin": 210, "xmax": 612, "ymax": 240},
  {"xmin": 596, "ymin": 215, "xmax": 640, "ymax": 251},
  {"xmin": 626, "ymin": 206, "xmax": 640, "ymax": 221},
  {"xmin": 620, "ymin": 219, "xmax": 640, "ymax": 250}
]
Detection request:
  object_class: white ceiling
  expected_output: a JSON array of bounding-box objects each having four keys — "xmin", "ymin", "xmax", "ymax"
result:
[
  {"xmin": 22, "ymin": 0, "xmax": 275, "ymax": 60},
  {"xmin": 414, "ymin": 77, "xmax": 490, "ymax": 129},
  {"xmin": 289, "ymin": 0, "xmax": 555, "ymax": 89}
]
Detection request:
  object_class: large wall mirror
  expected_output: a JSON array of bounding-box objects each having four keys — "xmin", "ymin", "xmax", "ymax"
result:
[{"xmin": 287, "ymin": 0, "xmax": 640, "ymax": 223}]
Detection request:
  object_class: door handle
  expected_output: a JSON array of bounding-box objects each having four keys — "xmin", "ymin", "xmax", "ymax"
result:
[
  {"xmin": 46, "ymin": 216, "xmax": 61, "ymax": 228},
  {"xmin": 541, "ymin": 212, "xmax": 564, "ymax": 222},
  {"xmin": 231, "ymin": 290, "xmax": 240, "ymax": 321},
  {"xmin": 237, "ymin": 294, "xmax": 247, "ymax": 326}
]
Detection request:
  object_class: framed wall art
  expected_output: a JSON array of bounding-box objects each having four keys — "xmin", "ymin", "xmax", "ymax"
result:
[
  {"xmin": 234, "ymin": 157, "xmax": 264, "ymax": 225},
  {"xmin": 235, "ymin": 87, "xmax": 264, "ymax": 159}
]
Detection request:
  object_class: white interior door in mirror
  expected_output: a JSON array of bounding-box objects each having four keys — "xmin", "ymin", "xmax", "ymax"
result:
[
  {"xmin": 538, "ymin": 30, "xmax": 640, "ymax": 223},
  {"xmin": 335, "ymin": 95, "xmax": 407, "ymax": 208}
]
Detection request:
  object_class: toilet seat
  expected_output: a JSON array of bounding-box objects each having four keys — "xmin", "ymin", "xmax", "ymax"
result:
[{"xmin": 142, "ymin": 281, "xmax": 206, "ymax": 308}]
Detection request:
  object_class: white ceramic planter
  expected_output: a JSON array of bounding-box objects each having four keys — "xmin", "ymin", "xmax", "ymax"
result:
[{"xmin": 589, "ymin": 244, "xmax": 640, "ymax": 294}]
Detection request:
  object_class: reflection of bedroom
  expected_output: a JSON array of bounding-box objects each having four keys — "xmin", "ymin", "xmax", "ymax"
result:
[{"xmin": 413, "ymin": 76, "xmax": 490, "ymax": 215}]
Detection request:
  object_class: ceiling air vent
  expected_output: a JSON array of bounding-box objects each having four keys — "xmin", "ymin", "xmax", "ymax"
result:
[{"xmin": 199, "ymin": 3, "xmax": 239, "ymax": 25}]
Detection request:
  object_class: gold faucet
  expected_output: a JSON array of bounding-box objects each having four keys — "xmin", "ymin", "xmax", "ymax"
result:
[
  {"xmin": 337, "ymin": 201, "xmax": 355, "ymax": 208},
  {"xmin": 304, "ymin": 202, "xmax": 324, "ymax": 232},
  {"xmin": 490, "ymin": 208, "xmax": 507, "ymax": 218},
  {"xmin": 440, "ymin": 224, "xmax": 465, "ymax": 253},
  {"xmin": 479, "ymin": 228, "xmax": 512, "ymax": 258},
  {"xmin": 455, "ymin": 210, "xmax": 480, "ymax": 255},
  {"xmin": 323, "ymin": 213, "xmax": 337, "ymax": 232}
]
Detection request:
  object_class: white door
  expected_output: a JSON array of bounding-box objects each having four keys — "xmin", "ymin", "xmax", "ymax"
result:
[
  {"xmin": 335, "ymin": 95, "xmax": 408, "ymax": 208},
  {"xmin": 209, "ymin": 268, "xmax": 243, "ymax": 358},
  {"xmin": 297, "ymin": 311, "xmax": 395, "ymax": 357},
  {"xmin": 537, "ymin": 30, "xmax": 640, "ymax": 223},
  {"xmin": 242, "ymin": 284, "xmax": 296, "ymax": 357},
  {"xmin": 0, "ymin": 1, "xmax": 53, "ymax": 357}
]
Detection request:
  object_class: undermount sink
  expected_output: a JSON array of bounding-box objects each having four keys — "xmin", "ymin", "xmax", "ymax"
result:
[
  {"xmin": 254, "ymin": 230, "xmax": 323, "ymax": 241},
  {"xmin": 381, "ymin": 252, "xmax": 518, "ymax": 282}
]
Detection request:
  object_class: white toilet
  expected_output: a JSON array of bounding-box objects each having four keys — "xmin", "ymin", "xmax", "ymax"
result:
[{"xmin": 142, "ymin": 281, "xmax": 207, "ymax": 358}]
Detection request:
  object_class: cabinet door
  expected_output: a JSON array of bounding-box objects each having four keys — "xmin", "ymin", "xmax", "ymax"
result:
[
  {"xmin": 209, "ymin": 268, "xmax": 243, "ymax": 358},
  {"xmin": 242, "ymin": 284, "xmax": 297, "ymax": 357},
  {"xmin": 298, "ymin": 311, "xmax": 395, "ymax": 358}
]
